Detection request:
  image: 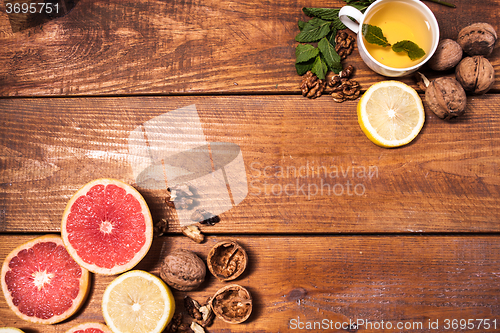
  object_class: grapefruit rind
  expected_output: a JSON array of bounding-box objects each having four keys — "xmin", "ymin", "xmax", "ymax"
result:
[
  {"xmin": 102, "ymin": 270, "xmax": 175, "ymax": 333},
  {"xmin": 65, "ymin": 322, "xmax": 113, "ymax": 333},
  {"xmin": 1, "ymin": 235, "xmax": 90, "ymax": 325},
  {"xmin": 61, "ymin": 178, "xmax": 153, "ymax": 275}
]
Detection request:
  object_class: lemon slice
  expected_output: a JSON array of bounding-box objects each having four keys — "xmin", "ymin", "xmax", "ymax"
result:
[
  {"xmin": 102, "ymin": 270, "xmax": 175, "ymax": 333},
  {"xmin": 357, "ymin": 80, "xmax": 425, "ymax": 148}
]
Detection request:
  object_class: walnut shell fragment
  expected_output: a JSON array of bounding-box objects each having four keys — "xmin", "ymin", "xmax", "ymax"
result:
[
  {"xmin": 210, "ymin": 284, "xmax": 252, "ymax": 324},
  {"xmin": 427, "ymin": 39, "xmax": 463, "ymax": 71},
  {"xmin": 160, "ymin": 249, "xmax": 206, "ymax": 291},
  {"xmin": 425, "ymin": 77, "xmax": 467, "ymax": 120},
  {"xmin": 457, "ymin": 22, "xmax": 497, "ymax": 56},
  {"xmin": 455, "ymin": 56, "xmax": 495, "ymax": 95},
  {"xmin": 207, "ymin": 240, "xmax": 248, "ymax": 282}
]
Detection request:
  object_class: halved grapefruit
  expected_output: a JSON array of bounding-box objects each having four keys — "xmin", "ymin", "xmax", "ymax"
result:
[
  {"xmin": 65, "ymin": 322, "xmax": 113, "ymax": 333},
  {"xmin": 1, "ymin": 235, "xmax": 90, "ymax": 324},
  {"xmin": 61, "ymin": 178, "xmax": 153, "ymax": 275}
]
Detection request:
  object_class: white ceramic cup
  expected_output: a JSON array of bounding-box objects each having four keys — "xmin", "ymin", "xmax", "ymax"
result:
[{"xmin": 339, "ymin": 0, "xmax": 439, "ymax": 77}]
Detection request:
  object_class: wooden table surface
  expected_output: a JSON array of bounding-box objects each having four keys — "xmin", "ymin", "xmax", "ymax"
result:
[{"xmin": 1, "ymin": 0, "xmax": 499, "ymax": 332}]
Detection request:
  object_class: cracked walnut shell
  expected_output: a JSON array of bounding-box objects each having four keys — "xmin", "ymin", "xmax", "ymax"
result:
[
  {"xmin": 456, "ymin": 56, "xmax": 495, "ymax": 95},
  {"xmin": 207, "ymin": 240, "xmax": 247, "ymax": 282},
  {"xmin": 160, "ymin": 249, "xmax": 206, "ymax": 291},
  {"xmin": 210, "ymin": 284, "xmax": 252, "ymax": 324}
]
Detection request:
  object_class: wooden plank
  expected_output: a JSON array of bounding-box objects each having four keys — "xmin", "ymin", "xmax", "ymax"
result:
[
  {"xmin": 1, "ymin": 234, "xmax": 499, "ymax": 332},
  {"xmin": 0, "ymin": 0, "xmax": 498, "ymax": 96},
  {"xmin": 1, "ymin": 95, "xmax": 499, "ymax": 233}
]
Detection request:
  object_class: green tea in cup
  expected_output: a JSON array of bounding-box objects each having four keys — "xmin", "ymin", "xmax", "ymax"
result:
[{"xmin": 362, "ymin": 1, "xmax": 433, "ymax": 68}]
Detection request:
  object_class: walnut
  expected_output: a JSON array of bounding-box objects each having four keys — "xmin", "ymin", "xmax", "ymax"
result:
[
  {"xmin": 185, "ymin": 297, "xmax": 215, "ymax": 328},
  {"xmin": 184, "ymin": 296, "xmax": 203, "ymax": 321},
  {"xmin": 425, "ymin": 77, "xmax": 467, "ymax": 120},
  {"xmin": 427, "ymin": 39, "xmax": 463, "ymax": 71},
  {"xmin": 190, "ymin": 209, "xmax": 220, "ymax": 226},
  {"xmin": 455, "ymin": 56, "xmax": 495, "ymax": 95},
  {"xmin": 335, "ymin": 30, "xmax": 355, "ymax": 60},
  {"xmin": 168, "ymin": 184, "xmax": 196, "ymax": 210},
  {"xmin": 210, "ymin": 284, "xmax": 252, "ymax": 324},
  {"xmin": 165, "ymin": 313, "xmax": 183, "ymax": 333},
  {"xmin": 182, "ymin": 224, "xmax": 204, "ymax": 243},
  {"xmin": 457, "ymin": 23, "xmax": 497, "ymax": 57},
  {"xmin": 207, "ymin": 240, "xmax": 247, "ymax": 282},
  {"xmin": 190, "ymin": 322, "xmax": 205, "ymax": 333},
  {"xmin": 300, "ymin": 71, "xmax": 326, "ymax": 98},
  {"xmin": 331, "ymin": 79, "xmax": 361, "ymax": 102},
  {"xmin": 160, "ymin": 249, "xmax": 206, "ymax": 291}
]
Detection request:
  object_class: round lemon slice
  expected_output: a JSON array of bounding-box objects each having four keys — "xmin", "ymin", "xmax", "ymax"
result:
[
  {"xmin": 357, "ymin": 80, "xmax": 425, "ymax": 148},
  {"xmin": 102, "ymin": 270, "xmax": 175, "ymax": 333}
]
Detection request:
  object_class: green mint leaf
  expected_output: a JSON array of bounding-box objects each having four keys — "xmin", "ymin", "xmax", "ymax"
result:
[
  {"xmin": 298, "ymin": 20, "xmax": 306, "ymax": 31},
  {"xmin": 302, "ymin": 8, "xmax": 347, "ymax": 30},
  {"xmin": 362, "ymin": 24, "xmax": 390, "ymax": 47},
  {"xmin": 392, "ymin": 40, "xmax": 426, "ymax": 60},
  {"xmin": 318, "ymin": 37, "xmax": 341, "ymax": 71},
  {"xmin": 330, "ymin": 61, "xmax": 343, "ymax": 74},
  {"xmin": 295, "ymin": 18, "xmax": 331, "ymax": 43},
  {"xmin": 326, "ymin": 28, "xmax": 338, "ymax": 46},
  {"xmin": 296, "ymin": 58, "xmax": 315, "ymax": 76},
  {"xmin": 296, "ymin": 44, "xmax": 319, "ymax": 63},
  {"xmin": 302, "ymin": 7, "xmax": 338, "ymax": 20},
  {"xmin": 311, "ymin": 55, "xmax": 328, "ymax": 80}
]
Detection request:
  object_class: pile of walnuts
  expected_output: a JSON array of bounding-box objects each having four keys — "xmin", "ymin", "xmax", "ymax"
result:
[
  {"xmin": 160, "ymin": 240, "xmax": 252, "ymax": 333},
  {"xmin": 421, "ymin": 22, "xmax": 497, "ymax": 120}
]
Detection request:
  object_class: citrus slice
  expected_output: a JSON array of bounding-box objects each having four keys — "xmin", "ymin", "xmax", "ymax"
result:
[
  {"xmin": 65, "ymin": 322, "xmax": 113, "ymax": 333},
  {"xmin": 102, "ymin": 270, "xmax": 175, "ymax": 333},
  {"xmin": 0, "ymin": 328, "xmax": 25, "ymax": 333},
  {"xmin": 1, "ymin": 235, "xmax": 90, "ymax": 324},
  {"xmin": 357, "ymin": 80, "xmax": 425, "ymax": 148},
  {"xmin": 61, "ymin": 178, "xmax": 153, "ymax": 275}
]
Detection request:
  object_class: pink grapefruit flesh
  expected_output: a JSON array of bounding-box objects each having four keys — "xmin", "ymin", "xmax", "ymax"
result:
[
  {"xmin": 65, "ymin": 322, "xmax": 113, "ymax": 333},
  {"xmin": 61, "ymin": 178, "xmax": 153, "ymax": 275},
  {"xmin": 1, "ymin": 235, "xmax": 90, "ymax": 324}
]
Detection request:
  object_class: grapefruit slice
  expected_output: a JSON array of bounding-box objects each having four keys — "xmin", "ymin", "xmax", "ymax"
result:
[
  {"xmin": 65, "ymin": 322, "xmax": 113, "ymax": 333},
  {"xmin": 61, "ymin": 178, "xmax": 153, "ymax": 275},
  {"xmin": 1, "ymin": 235, "xmax": 90, "ymax": 324}
]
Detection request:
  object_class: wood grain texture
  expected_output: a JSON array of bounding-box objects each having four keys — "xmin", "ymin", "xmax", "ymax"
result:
[
  {"xmin": 1, "ymin": 234, "xmax": 499, "ymax": 332},
  {"xmin": 1, "ymin": 96, "xmax": 499, "ymax": 233},
  {"xmin": 0, "ymin": 0, "xmax": 499, "ymax": 96}
]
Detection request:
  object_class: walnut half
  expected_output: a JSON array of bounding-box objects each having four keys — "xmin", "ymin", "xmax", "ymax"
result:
[
  {"xmin": 207, "ymin": 240, "xmax": 248, "ymax": 282},
  {"xmin": 210, "ymin": 284, "xmax": 252, "ymax": 324}
]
